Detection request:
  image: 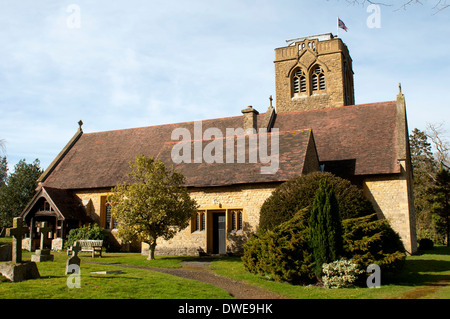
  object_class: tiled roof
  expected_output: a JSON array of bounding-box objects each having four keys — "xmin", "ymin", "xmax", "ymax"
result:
[
  {"xmin": 274, "ymin": 101, "xmax": 401, "ymax": 176},
  {"xmin": 41, "ymin": 101, "xmax": 400, "ymax": 190}
]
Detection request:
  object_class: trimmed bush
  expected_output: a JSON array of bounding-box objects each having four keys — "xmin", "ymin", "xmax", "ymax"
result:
[
  {"xmin": 242, "ymin": 208, "xmax": 316, "ymax": 285},
  {"xmin": 259, "ymin": 172, "xmax": 375, "ymax": 231},
  {"xmin": 418, "ymin": 238, "xmax": 434, "ymax": 250},
  {"xmin": 244, "ymin": 172, "xmax": 406, "ymax": 285},
  {"xmin": 342, "ymin": 214, "xmax": 406, "ymax": 273}
]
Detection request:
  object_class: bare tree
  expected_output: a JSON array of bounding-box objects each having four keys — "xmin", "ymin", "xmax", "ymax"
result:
[
  {"xmin": 0, "ymin": 139, "xmax": 5, "ymax": 155},
  {"xmin": 337, "ymin": 0, "xmax": 449, "ymax": 13},
  {"xmin": 426, "ymin": 122, "xmax": 450, "ymax": 170}
]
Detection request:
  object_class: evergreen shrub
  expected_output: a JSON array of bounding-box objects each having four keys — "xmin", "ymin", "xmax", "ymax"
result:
[
  {"xmin": 259, "ymin": 172, "xmax": 375, "ymax": 231},
  {"xmin": 64, "ymin": 224, "xmax": 107, "ymax": 248},
  {"xmin": 242, "ymin": 208, "xmax": 316, "ymax": 285},
  {"xmin": 244, "ymin": 172, "xmax": 406, "ymax": 285},
  {"xmin": 418, "ymin": 238, "xmax": 434, "ymax": 250}
]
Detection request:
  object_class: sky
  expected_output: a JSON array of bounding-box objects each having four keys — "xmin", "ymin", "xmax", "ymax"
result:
[{"xmin": 0, "ymin": 0, "xmax": 449, "ymax": 172}]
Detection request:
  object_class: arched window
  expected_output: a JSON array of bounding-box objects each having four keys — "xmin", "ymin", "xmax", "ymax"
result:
[
  {"xmin": 312, "ymin": 66, "xmax": 325, "ymax": 92},
  {"xmin": 292, "ymin": 68, "xmax": 307, "ymax": 95}
]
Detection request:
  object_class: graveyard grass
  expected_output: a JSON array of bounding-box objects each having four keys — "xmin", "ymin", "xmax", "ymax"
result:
[{"xmin": 0, "ymin": 240, "xmax": 449, "ymax": 299}]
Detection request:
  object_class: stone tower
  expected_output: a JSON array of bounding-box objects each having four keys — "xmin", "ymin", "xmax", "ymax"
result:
[{"xmin": 274, "ymin": 33, "xmax": 355, "ymax": 113}]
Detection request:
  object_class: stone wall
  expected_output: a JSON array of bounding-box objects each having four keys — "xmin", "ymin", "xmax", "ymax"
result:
[
  {"xmin": 74, "ymin": 184, "xmax": 278, "ymax": 256},
  {"xmin": 142, "ymin": 183, "xmax": 279, "ymax": 256},
  {"xmin": 274, "ymin": 36, "xmax": 354, "ymax": 113},
  {"xmin": 362, "ymin": 161, "xmax": 417, "ymax": 254}
]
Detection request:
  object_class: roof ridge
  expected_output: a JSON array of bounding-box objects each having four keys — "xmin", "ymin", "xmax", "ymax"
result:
[
  {"xmin": 82, "ymin": 112, "xmax": 268, "ymax": 136},
  {"xmin": 276, "ymin": 101, "xmax": 396, "ymax": 116}
]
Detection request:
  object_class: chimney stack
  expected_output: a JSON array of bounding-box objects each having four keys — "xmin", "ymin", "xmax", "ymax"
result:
[{"xmin": 241, "ymin": 106, "xmax": 259, "ymax": 133}]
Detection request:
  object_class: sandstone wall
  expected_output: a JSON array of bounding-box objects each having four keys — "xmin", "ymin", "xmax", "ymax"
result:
[{"xmin": 362, "ymin": 161, "xmax": 417, "ymax": 254}]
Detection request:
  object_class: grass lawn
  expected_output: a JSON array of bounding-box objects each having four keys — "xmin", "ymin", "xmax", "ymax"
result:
[
  {"xmin": 0, "ymin": 250, "xmax": 231, "ymax": 299},
  {"xmin": 209, "ymin": 246, "xmax": 450, "ymax": 299},
  {"xmin": 0, "ymin": 242, "xmax": 449, "ymax": 299}
]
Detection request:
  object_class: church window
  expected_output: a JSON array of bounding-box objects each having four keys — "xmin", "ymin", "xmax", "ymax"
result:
[
  {"xmin": 105, "ymin": 203, "xmax": 118, "ymax": 230},
  {"xmin": 192, "ymin": 211, "xmax": 205, "ymax": 232},
  {"xmin": 312, "ymin": 66, "xmax": 325, "ymax": 92},
  {"xmin": 230, "ymin": 210, "xmax": 243, "ymax": 231},
  {"xmin": 293, "ymin": 69, "xmax": 307, "ymax": 94}
]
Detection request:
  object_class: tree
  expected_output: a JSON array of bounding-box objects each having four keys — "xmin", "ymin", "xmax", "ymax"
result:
[
  {"xmin": 0, "ymin": 157, "xmax": 7, "ymax": 188},
  {"xmin": 428, "ymin": 168, "xmax": 450, "ymax": 246},
  {"xmin": 409, "ymin": 128, "xmax": 439, "ymax": 241},
  {"xmin": 410, "ymin": 124, "xmax": 450, "ymax": 244},
  {"xmin": 309, "ymin": 180, "xmax": 343, "ymax": 278},
  {"xmin": 0, "ymin": 159, "xmax": 42, "ymax": 230},
  {"xmin": 108, "ymin": 155, "xmax": 198, "ymax": 260}
]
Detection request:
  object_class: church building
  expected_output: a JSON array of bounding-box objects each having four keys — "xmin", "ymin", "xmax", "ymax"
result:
[{"xmin": 20, "ymin": 33, "xmax": 418, "ymax": 255}]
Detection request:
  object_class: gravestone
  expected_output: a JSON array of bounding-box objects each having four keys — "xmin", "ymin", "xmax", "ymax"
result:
[
  {"xmin": 65, "ymin": 241, "xmax": 81, "ymax": 275},
  {"xmin": 31, "ymin": 222, "xmax": 54, "ymax": 262},
  {"xmin": 0, "ymin": 217, "xmax": 40, "ymax": 282}
]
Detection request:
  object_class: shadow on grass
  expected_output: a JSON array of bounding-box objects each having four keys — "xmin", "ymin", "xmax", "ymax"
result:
[{"xmin": 386, "ymin": 246, "xmax": 450, "ymax": 287}]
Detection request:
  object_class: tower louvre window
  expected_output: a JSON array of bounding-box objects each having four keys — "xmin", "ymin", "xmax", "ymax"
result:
[
  {"xmin": 293, "ymin": 69, "xmax": 306, "ymax": 94},
  {"xmin": 312, "ymin": 66, "xmax": 325, "ymax": 91}
]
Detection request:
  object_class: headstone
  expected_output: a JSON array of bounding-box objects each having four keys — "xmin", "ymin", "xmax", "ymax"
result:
[
  {"xmin": 0, "ymin": 217, "xmax": 40, "ymax": 282},
  {"xmin": 6, "ymin": 217, "xmax": 29, "ymax": 264},
  {"xmin": 31, "ymin": 222, "xmax": 54, "ymax": 262},
  {"xmin": 65, "ymin": 241, "xmax": 81, "ymax": 275},
  {"xmin": 0, "ymin": 244, "xmax": 12, "ymax": 261}
]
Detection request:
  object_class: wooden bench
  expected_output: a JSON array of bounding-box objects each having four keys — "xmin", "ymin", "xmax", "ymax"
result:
[{"xmin": 67, "ymin": 240, "xmax": 103, "ymax": 258}]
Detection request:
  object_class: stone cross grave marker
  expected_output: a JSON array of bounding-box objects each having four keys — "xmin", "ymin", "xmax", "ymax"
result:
[
  {"xmin": 37, "ymin": 221, "xmax": 52, "ymax": 250},
  {"xmin": 6, "ymin": 217, "xmax": 29, "ymax": 264},
  {"xmin": 31, "ymin": 221, "xmax": 54, "ymax": 262}
]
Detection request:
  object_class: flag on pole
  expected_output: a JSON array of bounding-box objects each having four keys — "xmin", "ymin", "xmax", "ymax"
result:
[{"xmin": 338, "ymin": 18, "xmax": 348, "ymax": 32}]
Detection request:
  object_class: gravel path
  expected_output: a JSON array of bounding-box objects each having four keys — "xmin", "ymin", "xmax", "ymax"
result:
[{"xmin": 87, "ymin": 259, "xmax": 285, "ymax": 299}]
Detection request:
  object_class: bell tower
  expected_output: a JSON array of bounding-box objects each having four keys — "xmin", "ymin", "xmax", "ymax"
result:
[{"xmin": 274, "ymin": 33, "xmax": 354, "ymax": 113}]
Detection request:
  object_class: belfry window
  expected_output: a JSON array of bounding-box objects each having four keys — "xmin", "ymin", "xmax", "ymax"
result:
[
  {"xmin": 293, "ymin": 69, "xmax": 307, "ymax": 94},
  {"xmin": 312, "ymin": 66, "xmax": 325, "ymax": 91}
]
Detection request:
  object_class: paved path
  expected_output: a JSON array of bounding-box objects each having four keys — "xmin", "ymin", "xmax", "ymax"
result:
[{"xmin": 86, "ymin": 260, "xmax": 286, "ymax": 299}]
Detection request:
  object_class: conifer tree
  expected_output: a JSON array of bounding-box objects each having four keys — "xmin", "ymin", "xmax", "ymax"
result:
[{"xmin": 309, "ymin": 179, "xmax": 343, "ymax": 278}]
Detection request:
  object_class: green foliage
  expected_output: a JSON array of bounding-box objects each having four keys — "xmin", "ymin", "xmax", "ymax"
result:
[
  {"xmin": 418, "ymin": 238, "xmax": 434, "ymax": 250},
  {"xmin": 0, "ymin": 157, "xmax": 7, "ymax": 188},
  {"xmin": 322, "ymin": 258, "xmax": 364, "ymax": 289},
  {"xmin": 64, "ymin": 224, "xmax": 107, "ymax": 248},
  {"xmin": 309, "ymin": 180, "xmax": 343, "ymax": 277},
  {"xmin": 342, "ymin": 213, "xmax": 406, "ymax": 273},
  {"xmin": 427, "ymin": 168, "xmax": 450, "ymax": 246},
  {"xmin": 108, "ymin": 155, "xmax": 198, "ymax": 260},
  {"xmin": 409, "ymin": 128, "xmax": 442, "ymax": 243},
  {"xmin": 244, "ymin": 172, "xmax": 406, "ymax": 285},
  {"xmin": 259, "ymin": 172, "xmax": 375, "ymax": 231},
  {"xmin": 0, "ymin": 159, "xmax": 42, "ymax": 228},
  {"xmin": 242, "ymin": 208, "xmax": 316, "ymax": 285}
]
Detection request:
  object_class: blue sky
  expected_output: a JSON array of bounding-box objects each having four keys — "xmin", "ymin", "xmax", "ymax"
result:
[{"xmin": 1, "ymin": 0, "xmax": 449, "ymax": 171}]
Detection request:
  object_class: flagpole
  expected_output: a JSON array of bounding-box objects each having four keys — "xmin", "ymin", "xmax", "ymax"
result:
[{"xmin": 337, "ymin": 16, "xmax": 339, "ymax": 38}]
